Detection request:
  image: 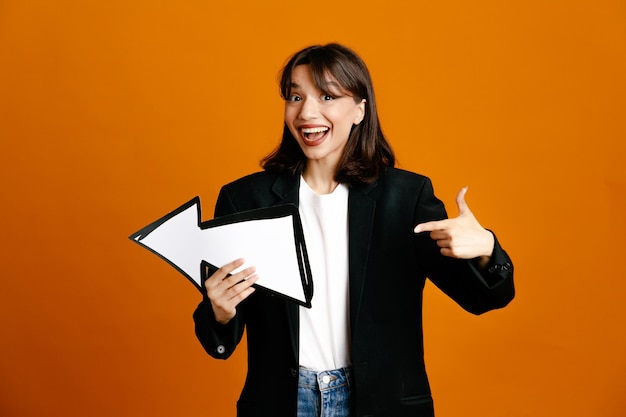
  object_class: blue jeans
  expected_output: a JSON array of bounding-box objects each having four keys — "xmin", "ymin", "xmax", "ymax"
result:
[{"xmin": 297, "ymin": 366, "xmax": 353, "ymax": 417}]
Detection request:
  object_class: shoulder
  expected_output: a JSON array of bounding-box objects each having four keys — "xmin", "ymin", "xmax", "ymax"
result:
[
  {"xmin": 368, "ymin": 167, "xmax": 442, "ymax": 213},
  {"xmin": 222, "ymin": 171, "xmax": 280, "ymax": 192},
  {"xmin": 383, "ymin": 166, "xmax": 429, "ymax": 181},
  {"xmin": 372, "ymin": 167, "xmax": 446, "ymax": 223},
  {"xmin": 217, "ymin": 171, "xmax": 296, "ymax": 212},
  {"xmin": 377, "ymin": 166, "xmax": 432, "ymax": 192}
]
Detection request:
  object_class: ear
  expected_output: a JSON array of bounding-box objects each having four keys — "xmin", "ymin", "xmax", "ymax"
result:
[{"xmin": 354, "ymin": 99, "xmax": 366, "ymax": 125}]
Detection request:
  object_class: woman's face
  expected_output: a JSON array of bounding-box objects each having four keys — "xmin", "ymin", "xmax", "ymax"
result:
[{"xmin": 284, "ymin": 65, "xmax": 365, "ymax": 170}]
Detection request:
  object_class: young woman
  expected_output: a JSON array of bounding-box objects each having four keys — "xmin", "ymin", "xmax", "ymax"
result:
[{"xmin": 194, "ymin": 43, "xmax": 514, "ymax": 417}]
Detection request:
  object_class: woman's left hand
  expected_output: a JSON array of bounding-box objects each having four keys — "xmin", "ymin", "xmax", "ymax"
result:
[{"xmin": 414, "ymin": 187, "xmax": 494, "ymax": 265}]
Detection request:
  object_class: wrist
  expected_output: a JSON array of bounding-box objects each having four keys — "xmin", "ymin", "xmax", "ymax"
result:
[
  {"xmin": 482, "ymin": 229, "xmax": 495, "ymax": 257},
  {"xmin": 474, "ymin": 230, "xmax": 495, "ymax": 269}
]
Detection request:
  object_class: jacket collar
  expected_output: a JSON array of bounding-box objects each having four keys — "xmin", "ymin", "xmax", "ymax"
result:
[{"xmin": 271, "ymin": 173, "xmax": 300, "ymax": 206}]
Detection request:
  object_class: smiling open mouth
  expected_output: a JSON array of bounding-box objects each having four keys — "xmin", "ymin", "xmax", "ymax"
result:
[{"xmin": 301, "ymin": 127, "xmax": 329, "ymax": 143}]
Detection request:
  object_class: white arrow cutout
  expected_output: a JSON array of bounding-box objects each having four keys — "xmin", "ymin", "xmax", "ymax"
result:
[{"xmin": 131, "ymin": 198, "xmax": 308, "ymax": 304}]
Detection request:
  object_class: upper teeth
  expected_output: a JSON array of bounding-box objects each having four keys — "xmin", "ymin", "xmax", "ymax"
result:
[{"xmin": 302, "ymin": 127, "xmax": 329, "ymax": 133}]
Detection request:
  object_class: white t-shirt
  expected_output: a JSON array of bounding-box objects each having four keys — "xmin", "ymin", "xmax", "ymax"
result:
[{"xmin": 298, "ymin": 178, "xmax": 350, "ymax": 371}]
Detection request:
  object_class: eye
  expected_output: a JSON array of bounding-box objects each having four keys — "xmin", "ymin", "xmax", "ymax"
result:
[
  {"xmin": 287, "ymin": 95, "xmax": 302, "ymax": 102},
  {"xmin": 321, "ymin": 94, "xmax": 335, "ymax": 101}
]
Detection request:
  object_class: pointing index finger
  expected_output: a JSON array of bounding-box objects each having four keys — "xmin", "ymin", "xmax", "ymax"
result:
[{"xmin": 414, "ymin": 219, "xmax": 448, "ymax": 233}]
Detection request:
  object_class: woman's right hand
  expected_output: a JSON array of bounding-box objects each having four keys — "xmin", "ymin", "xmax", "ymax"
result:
[{"xmin": 205, "ymin": 258, "xmax": 258, "ymax": 324}]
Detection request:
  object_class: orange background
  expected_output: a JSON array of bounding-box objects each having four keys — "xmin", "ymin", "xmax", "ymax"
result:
[{"xmin": 1, "ymin": 1, "xmax": 625, "ymax": 416}]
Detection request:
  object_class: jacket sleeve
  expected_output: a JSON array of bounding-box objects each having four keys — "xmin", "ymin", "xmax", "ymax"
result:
[
  {"xmin": 413, "ymin": 178, "xmax": 515, "ymax": 315},
  {"xmin": 193, "ymin": 186, "xmax": 246, "ymax": 359}
]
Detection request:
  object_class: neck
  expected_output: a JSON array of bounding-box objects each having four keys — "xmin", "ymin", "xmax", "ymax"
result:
[{"xmin": 302, "ymin": 162, "xmax": 339, "ymax": 195}]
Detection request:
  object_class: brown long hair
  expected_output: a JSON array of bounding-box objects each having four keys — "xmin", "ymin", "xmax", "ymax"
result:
[{"xmin": 261, "ymin": 43, "xmax": 395, "ymax": 185}]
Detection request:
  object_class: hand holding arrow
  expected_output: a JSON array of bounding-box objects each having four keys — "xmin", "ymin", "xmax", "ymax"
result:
[{"xmin": 204, "ymin": 258, "xmax": 259, "ymax": 324}]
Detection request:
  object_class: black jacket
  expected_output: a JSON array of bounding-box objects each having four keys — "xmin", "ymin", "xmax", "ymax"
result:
[{"xmin": 194, "ymin": 167, "xmax": 514, "ymax": 417}]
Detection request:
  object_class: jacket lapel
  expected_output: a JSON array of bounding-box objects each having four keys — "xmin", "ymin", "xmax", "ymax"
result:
[
  {"xmin": 271, "ymin": 174, "xmax": 301, "ymax": 362},
  {"xmin": 348, "ymin": 181, "xmax": 377, "ymax": 340}
]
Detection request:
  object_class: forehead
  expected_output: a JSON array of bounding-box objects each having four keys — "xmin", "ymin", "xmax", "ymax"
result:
[
  {"xmin": 290, "ymin": 65, "xmax": 343, "ymax": 92},
  {"xmin": 290, "ymin": 65, "xmax": 314, "ymax": 83}
]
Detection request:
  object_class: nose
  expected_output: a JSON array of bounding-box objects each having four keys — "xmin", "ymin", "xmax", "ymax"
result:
[{"xmin": 298, "ymin": 97, "xmax": 319, "ymax": 120}]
